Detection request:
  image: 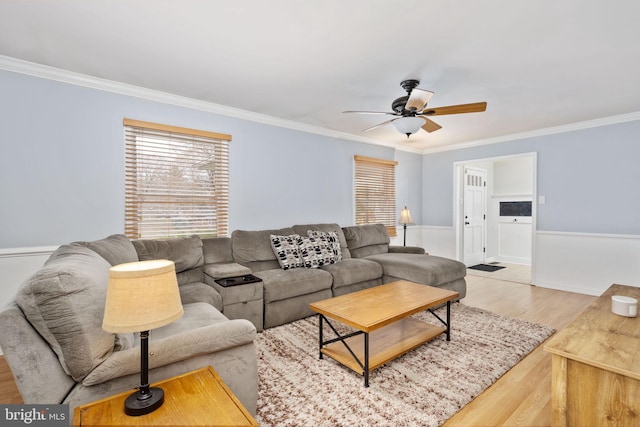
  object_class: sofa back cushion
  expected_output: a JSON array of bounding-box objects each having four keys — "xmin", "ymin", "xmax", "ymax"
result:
[
  {"xmin": 292, "ymin": 223, "xmax": 351, "ymax": 259},
  {"xmin": 342, "ymin": 224, "xmax": 390, "ymax": 258},
  {"xmin": 202, "ymin": 237, "xmax": 234, "ymax": 264},
  {"xmin": 76, "ymin": 234, "xmax": 139, "ymax": 266},
  {"xmin": 232, "ymin": 227, "xmax": 294, "ymax": 272},
  {"xmin": 15, "ymin": 244, "xmax": 115, "ymax": 382},
  {"xmin": 132, "ymin": 236, "xmax": 204, "ymax": 285}
]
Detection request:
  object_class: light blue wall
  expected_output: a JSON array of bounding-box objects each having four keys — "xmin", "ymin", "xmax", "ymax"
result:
[
  {"xmin": 395, "ymin": 149, "xmax": 423, "ymax": 217},
  {"xmin": 0, "ymin": 70, "xmax": 422, "ymax": 248},
  {"xmin": 422, "ymin": 120, "xmax": 640, "ymax": 235}
]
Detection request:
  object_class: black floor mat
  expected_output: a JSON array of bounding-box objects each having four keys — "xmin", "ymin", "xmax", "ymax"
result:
[{"xmin": 469, "ymin": 264, "xmax": 506, "ymax": 272}]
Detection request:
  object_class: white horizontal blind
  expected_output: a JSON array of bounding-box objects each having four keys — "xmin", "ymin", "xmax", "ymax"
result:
[
  {"xmin": 353, "ymin": 155, "xmax": 398, "ymax": 237},
  {"xmin": 124, "ymin": 119, "xmax": 230, "ymax": 239}
]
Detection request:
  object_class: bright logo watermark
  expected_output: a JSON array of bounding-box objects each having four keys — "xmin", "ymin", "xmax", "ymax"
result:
[{"xmin": 1, "ymin": 404, "xmax": 68, "ymax": 426}]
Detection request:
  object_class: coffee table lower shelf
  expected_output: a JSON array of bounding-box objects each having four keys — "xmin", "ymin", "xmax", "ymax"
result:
[{"xmin": 320, "ymin": 317, "xmax": 446, "ymax": 384}]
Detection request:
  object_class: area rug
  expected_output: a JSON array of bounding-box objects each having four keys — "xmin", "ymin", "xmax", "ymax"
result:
[
  {"xmin": 255, "ymin": 303, "xmax": 554, "ymax": 427},
  {"xmin": 469, "ymin": 263, "xmax": 506, "ymax": 272}
]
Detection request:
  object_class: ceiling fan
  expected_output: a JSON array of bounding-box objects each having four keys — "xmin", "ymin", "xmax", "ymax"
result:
[{"xmin": 343, "ymin": 79, "xmax": 487, "ymax": 138}]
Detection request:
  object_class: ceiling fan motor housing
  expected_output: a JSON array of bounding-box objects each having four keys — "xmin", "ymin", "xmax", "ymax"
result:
[
  {"xmin": 394, "ymin": 79, "xmax": 422, "ymax": 115},
  {"xmin": 392, "ymin": 96, "xmax": 410, "ymax": 114}
]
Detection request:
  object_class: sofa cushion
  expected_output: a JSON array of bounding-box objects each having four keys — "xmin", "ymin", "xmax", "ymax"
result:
[
  {"xmin": 202, "ymin": 237, "xmax": 234, "ymax": 264},
  {"xmin": 232, "ymin": 227, "xmax": 294, "ymax": 272},
  {"xmin": 270, "ymin": 234, "xmax": 304, "ymax": 270},
  {"xmin": 342, "ymin": 224, "xmax": 390, "ymax": 258},
  {"xmin": 307, "ymin": 230, "xmax": 343, "ymax": 261},
  {"xmin": 255, "ymin": 268, "xmax": 333, "ymax": 303},
  {"xmin": 77, "ymin": 234, "xmax": 139, "ymax": 266},
  {"xmin": 15, "ymin": 244, "xmax": 115, "ymax": 382},
  {"xmin": 292, "ymin": 223, "xmax": 351, "ymax": 259},
  {"xmin": 321, "ymin": 258, "xmax": 383, "ymax": 288},
  {"xmin": 133, "ymin": 236, "xmax": 204, "ymax": 284},
  {"xmin": 364, "ymin": 253, "xmax": 467, "ymax": 286},
  {"xmin": 298, "ymin": 235, "xmax": 337, "ymax": 268}
]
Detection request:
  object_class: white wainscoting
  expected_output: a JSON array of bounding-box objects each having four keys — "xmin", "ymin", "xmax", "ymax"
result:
[
  {"xmin": 534, "ymin": 231, "xmax": 640, "ymax": 296},
  {"xmin": 0, "ymin": 246, "xmax": 56, "ymax": 308},
  {"xmin": 497, "ymin": 217, "xmax": 532, "ymax": 264},
  {"xmin": 418, "ymin": 226, "xmax": 457, "ymax": 259},
  {"xmin": 392, "ymin": 225, "xmax": 456, "ymax": 258},
  {"xmin": 0, "ymin": 246, "xmax": 56, "ymax": 355}
]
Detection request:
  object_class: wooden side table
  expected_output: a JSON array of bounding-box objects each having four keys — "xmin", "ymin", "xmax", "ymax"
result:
[{"xmin": 73, "ymin": 366, "xmax": 257, "ymax": 426}]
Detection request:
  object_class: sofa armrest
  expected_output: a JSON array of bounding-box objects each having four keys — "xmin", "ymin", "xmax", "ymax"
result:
[
  {"xmin": 389, "ymin": 245, "xmax": 426, "ymax": 254},
  {"xmin": 82, "ymin": 304, "xmax": 256, "ymax": 386},
  {"xmin": 204, "ymin": 262, "xmax": 252, "ymax": 280},
  {"xmin": 0, "ymin": 303, "xmax": 76, "ymax": 404}
]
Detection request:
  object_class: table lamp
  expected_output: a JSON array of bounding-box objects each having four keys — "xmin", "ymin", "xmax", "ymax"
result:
[
  {"xmin": 398, "ymin": 206, "xmax": 414, "ymax": 246},
  {"xmin": 102, "ymin": 259, "xmax": 183, "ymax": 416}
]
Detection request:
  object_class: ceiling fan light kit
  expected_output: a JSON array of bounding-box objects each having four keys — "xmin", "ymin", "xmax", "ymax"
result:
[
  {"xmin": 393, "ymin": 116, "xmax": 425, "ymax": 137},
  {"xmin": 343, "ymin": 79, "xmax": 487, "ymax": 140}
]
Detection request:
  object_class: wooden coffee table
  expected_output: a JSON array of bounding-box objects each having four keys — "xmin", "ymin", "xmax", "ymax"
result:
[{"xmin": 309, "ymin": 280, "xmax": 459, "ymax": 387}]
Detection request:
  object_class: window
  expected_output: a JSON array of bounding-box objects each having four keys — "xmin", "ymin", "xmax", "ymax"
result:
[
  {"xmin": 353, "ymin": 155, "xmax": 398, "ymax": 237},
  {"xmin": 123, "ymin": 119, "xmax": 230, "ymax": 239}
]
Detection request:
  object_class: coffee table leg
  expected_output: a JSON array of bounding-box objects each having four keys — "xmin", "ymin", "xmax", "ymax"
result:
[
  {"xmin": 318, "ymin": 315, "xmax": 324, "ymax": 359},
  {"xmin": 364, "ymin": 332, "xmax": 369, "ymax": 387},
  {"xmin": 446, "ymin": 301, "xmax": 451, "ymax": 341}
]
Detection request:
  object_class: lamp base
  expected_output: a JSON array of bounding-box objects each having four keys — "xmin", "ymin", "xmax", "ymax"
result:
[{"xmin": 124, "ymin": 387, "xmax": 164, "ymax": 416}]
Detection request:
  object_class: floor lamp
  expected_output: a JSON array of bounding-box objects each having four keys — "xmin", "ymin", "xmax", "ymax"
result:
[
  {"xmin": 398, "ymin": 206, "xmax": 414, "ymax": 246},
  {"xmin": 102, "ymin": 259, "xmax": 184, "ymax": 416}
]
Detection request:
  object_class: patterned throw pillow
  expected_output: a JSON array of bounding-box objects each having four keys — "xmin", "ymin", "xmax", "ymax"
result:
[
  {"xmin": 298, "ymin": 235, "xmax": 337, "ymax": 268},
  {"xmin": 307, "ymin": 230, "xmax": 342, "ymax": 261},
  {"xmin": 270, "ymin": 234, "xmax": 303, "ymax": 270}
]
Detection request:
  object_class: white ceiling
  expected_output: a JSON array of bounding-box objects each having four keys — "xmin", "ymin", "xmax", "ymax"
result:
[{"xmin": 2, "ymin": 0, "xmax": 640, "ymax": 150}]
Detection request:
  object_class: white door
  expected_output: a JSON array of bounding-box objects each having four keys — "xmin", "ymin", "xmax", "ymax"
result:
[{"xmin": 463, "ymin": 168, "xmax": 486, "ymax": 266}]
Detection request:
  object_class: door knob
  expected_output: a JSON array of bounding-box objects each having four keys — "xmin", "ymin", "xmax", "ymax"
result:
[{"xmin": 465, "ymin": 221, "xmax": 470, "ymax": 225}]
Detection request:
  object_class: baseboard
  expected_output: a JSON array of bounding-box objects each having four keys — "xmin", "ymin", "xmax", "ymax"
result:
[{"xmin": 533, "ymin": 280, "xmax": 603, "ymax": 297}]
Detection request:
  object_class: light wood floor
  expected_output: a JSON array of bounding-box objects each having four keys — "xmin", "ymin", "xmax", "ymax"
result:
[
  {"xmin": 0, "ymin": 275, "xmax": 597, "ymax": 426},
  {"xmin": 0, "ymin": 355, "xmax": 22, "ymax": 403},
  {"xmin": 444, "ymin": 274, "xmax": 596, "ymax": 427}
]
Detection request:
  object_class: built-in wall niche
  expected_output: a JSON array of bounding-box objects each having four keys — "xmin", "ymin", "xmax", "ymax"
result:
[{"xmin": 499, "ymin": 201, "xmax": 532, "ymax": 217}]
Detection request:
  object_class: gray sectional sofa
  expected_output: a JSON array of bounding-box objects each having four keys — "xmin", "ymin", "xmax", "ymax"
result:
[
  {"xmin": 0, "ymin": 235, "xmax": 258, "ymax": 415},
  {"xmin": 0, "ymin": 222, "xmax": 466, "ymax": 415}
]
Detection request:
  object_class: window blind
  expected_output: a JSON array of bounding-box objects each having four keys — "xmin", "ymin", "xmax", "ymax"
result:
[
  {"xmin": 123, "ymin": 119, "xmax": 230, "ymax": 239},
  {"xmin": 353, "ymin": 155, "xmax": 398, "ymax": 237}
]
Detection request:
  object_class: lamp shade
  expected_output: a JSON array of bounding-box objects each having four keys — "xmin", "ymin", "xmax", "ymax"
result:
[
  {"xmin": 392, "ymin": 117, "xmax": 425, "ymax": 136},
  {"xmin": 103, "ymin": 260, "xmax": 183, "ymax": 334},
  {"xmin": 398, "ymin": 206, "xmax": 414, "ymax": 225}
]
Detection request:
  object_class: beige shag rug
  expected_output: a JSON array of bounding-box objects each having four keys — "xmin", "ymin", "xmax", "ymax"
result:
[{"xmin": 255, "ymin": 303, "xmax": 554, "ymax": 427}]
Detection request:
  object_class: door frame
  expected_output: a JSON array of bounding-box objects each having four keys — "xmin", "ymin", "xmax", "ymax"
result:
[{"xmin": 453, "ymin": 152, "xmax": 538, "ymax": 279}]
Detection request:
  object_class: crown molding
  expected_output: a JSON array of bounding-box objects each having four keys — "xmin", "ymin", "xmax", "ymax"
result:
[
  {"xmin": 4, "ymin": 55, "xmax": 633, "ymax": 157},
  {"xmin": 0, "ymin": 55, "xmax": 424, "ymax": 155},
  {"xmin": 422, "ymin": 111, "xmax": 640, "ymax": 155}
]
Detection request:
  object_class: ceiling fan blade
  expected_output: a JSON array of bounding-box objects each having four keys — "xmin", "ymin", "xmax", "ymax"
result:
[
  {"xmin": 421, "ymin": 118, "xmax": 442, "ymax": 133},
  {"xmin": 405, "ymin": 88, "xmax": 434, "ymax": 112},
  {"xmin": 421, "ymin": 102, "xmax": 487, "ymax": 116},
  {"xmin": 343, "ymin": 110, "xmax": 397, "ymax": 115},
  {"xmin": 362, "ymin": 117, "xmax": 399, "ymax": 132}
]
